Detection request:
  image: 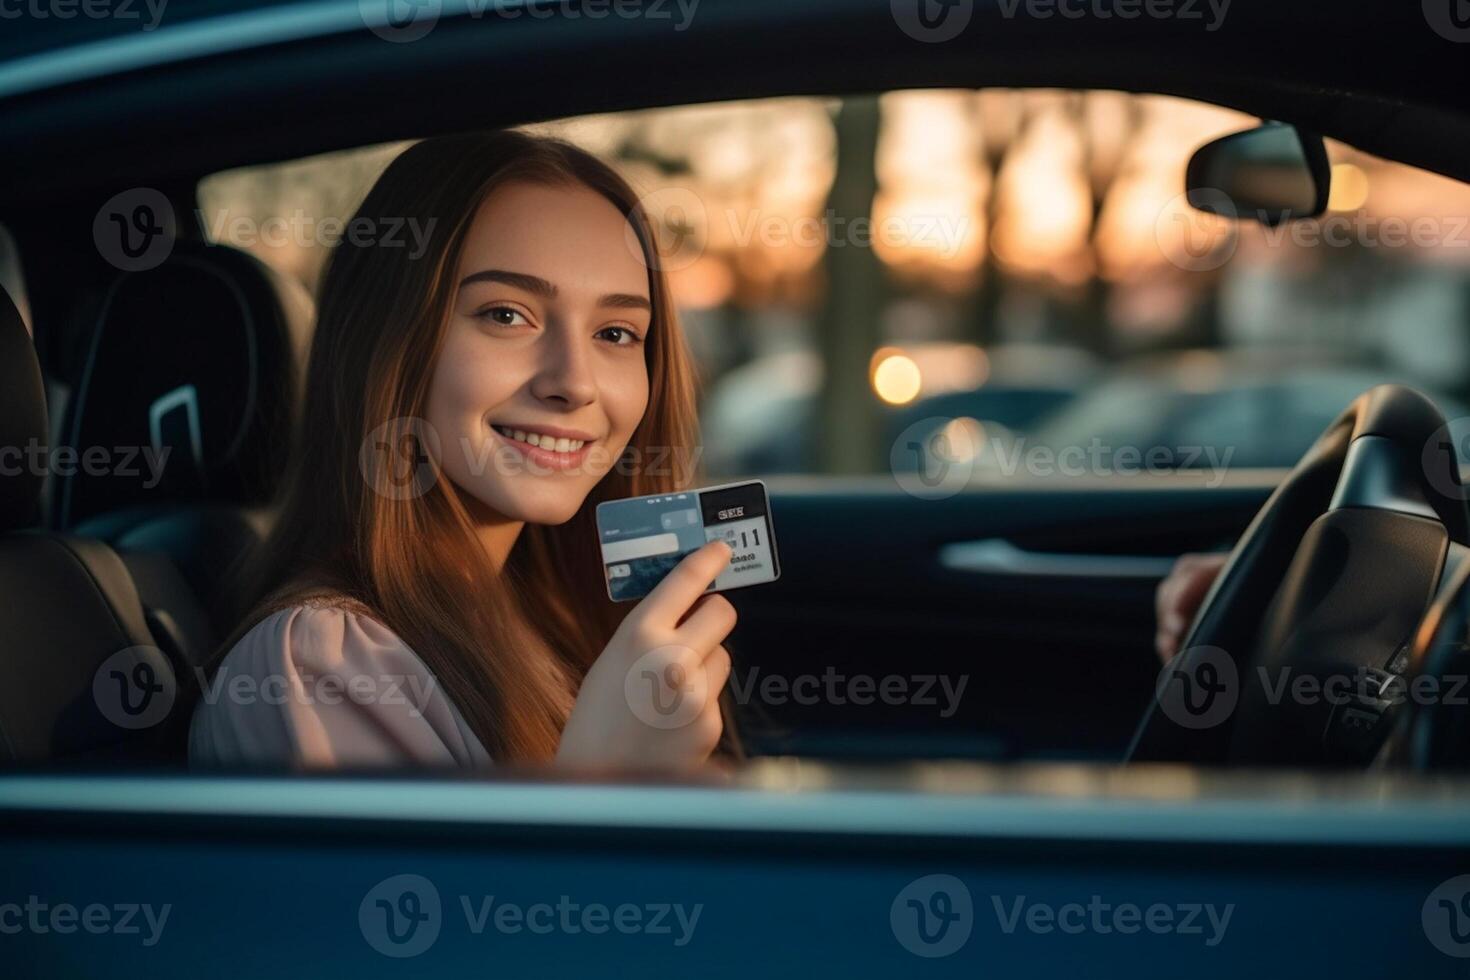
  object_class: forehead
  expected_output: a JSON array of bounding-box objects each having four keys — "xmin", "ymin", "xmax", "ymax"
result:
[{"xmin": 457, "ymin": 180, "xmax": 650, "ymax": 299}]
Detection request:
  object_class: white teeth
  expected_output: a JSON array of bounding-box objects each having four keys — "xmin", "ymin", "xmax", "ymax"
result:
[{"xmin": 495, "ymin": 426, "xmax": 587, "ymax": 453}]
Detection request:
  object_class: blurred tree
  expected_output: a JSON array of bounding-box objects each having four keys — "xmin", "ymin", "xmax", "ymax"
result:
[{"xmin": 817, "ymin": 97, "xmax": 885, "ymax": 474}]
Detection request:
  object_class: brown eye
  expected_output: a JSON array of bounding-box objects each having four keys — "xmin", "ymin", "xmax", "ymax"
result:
[
  {"xmin": 477, "ymin": 306, "xmax": 529, "ymax": 326},
  {"xmin": 596, "ymin": 325, "xmax": 642, "ymax": 345}
]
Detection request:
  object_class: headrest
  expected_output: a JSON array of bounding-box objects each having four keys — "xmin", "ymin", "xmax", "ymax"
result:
[
  {"xmin": 57, "ymin": 242, "xmax": 312, "ymax": 529},
  {"xmin": 0, "ymin": 283, "xmax": 46, "ymax": 532}
]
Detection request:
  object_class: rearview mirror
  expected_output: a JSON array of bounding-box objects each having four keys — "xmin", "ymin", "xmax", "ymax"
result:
[{"xmin": 1185, "ymin": 122, "xmax": 1331, "ymax": 226}]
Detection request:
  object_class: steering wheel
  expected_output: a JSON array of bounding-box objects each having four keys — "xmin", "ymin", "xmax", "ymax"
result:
[{"xmin": 1128, "ymin": 384, "xmax": 1470, "ymax": 768}]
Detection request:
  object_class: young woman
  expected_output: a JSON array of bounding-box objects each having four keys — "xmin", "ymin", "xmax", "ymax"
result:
[{"xmin": 190, "ymin": 130, "xmax": 738, "ymax": 772}]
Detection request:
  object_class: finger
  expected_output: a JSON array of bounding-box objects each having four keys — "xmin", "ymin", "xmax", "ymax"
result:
[
  {"xmin": 703, "ymin": 643, "xmax": 732, "ymax": 694},
  {"xmin": 1174, "ymin": 557, "xmax": 1225, "ymax": 625},
  {"xmin": 1156, "ymin": 627, "xmax": 1180, "ymax": 664},
  {"xmin": 637, "ymin": 540, "xmax": 733, "ymax": 624},
  {"xmin": 1156, "ymin": 567, "xmax": 1186, "ymax": 627},
  {"xmin": 678, "ymin": 594, "xmax": 738, "ymax": 653},
  {"xmin": 1156, "ymin": 570, "xmax": 1180, "ymax": 621}
]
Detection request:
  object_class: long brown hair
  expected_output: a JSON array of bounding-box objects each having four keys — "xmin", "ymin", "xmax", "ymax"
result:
[{"xmin": 216, "ymin": 130, "xmax": 703, "ymax": 762}]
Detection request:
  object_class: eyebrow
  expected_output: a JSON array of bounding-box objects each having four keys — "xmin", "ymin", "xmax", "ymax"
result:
[{"xmin": 459, "ymin": 269, "xmax": 651, "ymax": 311}]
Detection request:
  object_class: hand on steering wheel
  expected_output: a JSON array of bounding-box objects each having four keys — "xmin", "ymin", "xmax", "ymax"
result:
[{"xmin": 1130, "ymin": 385, "xmax": 1470, "ymax": 769}]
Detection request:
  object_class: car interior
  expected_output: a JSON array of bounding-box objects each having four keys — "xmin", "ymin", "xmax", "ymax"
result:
[{"xmin": 4, "ymin": 0, "xmax": 1470, "ymax": 975}]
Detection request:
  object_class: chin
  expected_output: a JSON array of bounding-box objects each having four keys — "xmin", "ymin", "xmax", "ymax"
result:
[{"xmin": 486, "ymin": 487, "xmax": 585, "ymax": 526}]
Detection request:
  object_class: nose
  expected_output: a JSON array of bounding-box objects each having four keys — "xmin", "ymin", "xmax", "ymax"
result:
[{"xmin": 529, "ymin": 321, "xmax": 598, "ymax": 410}]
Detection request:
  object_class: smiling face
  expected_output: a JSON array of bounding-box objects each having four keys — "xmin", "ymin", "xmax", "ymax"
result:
[{"xmin": 426, "ymin": 180, "xmax": 653, "ymax": 527}]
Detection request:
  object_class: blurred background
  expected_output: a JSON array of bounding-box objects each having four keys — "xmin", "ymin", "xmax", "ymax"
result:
[{"xmin": 199, "ymin": 90, "xmax": 1470, "ymax": 480}]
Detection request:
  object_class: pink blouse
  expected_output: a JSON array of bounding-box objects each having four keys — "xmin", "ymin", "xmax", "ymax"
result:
[{"xmin": 188, "ymin": 602, "xmax": 492, "ymax": 769}]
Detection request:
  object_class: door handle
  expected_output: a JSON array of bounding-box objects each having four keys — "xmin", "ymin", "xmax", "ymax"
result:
[{"xmin": 939, "ymin": 539, "xmax": 1177, "ymax": 580}]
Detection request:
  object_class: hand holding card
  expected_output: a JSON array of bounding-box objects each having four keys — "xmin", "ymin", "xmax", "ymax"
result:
[{"xmin": 556, "ymin": 540, "xmax": 736, "ymax": 772}]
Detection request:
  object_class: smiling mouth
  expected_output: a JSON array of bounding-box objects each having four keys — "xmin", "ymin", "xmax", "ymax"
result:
[
  {"xmin": 490, "ymin": 424, "xmax": 595, "ymax": 467},
  {"xmin": 491, "ymin": 425, "xmax": 590, "ymax": 453}
]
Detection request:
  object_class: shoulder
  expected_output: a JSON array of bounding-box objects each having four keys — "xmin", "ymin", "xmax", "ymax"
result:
[{"xmin": 189, "ymin": 599, "xmax": 491, "ymax": 770}]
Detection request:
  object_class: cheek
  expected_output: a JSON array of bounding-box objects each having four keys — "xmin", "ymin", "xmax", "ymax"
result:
[
  {"xmin": 428, "ymin": 327, "xmax": 514, "ymax": 425},
  {"xmin": 602, "ymin": 359, "xmax": 651, "ymax": 446}
]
